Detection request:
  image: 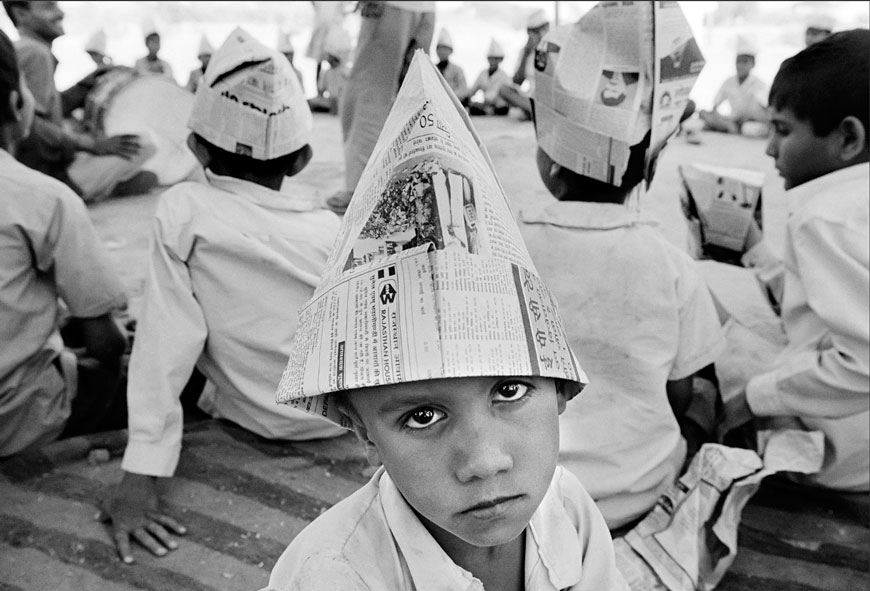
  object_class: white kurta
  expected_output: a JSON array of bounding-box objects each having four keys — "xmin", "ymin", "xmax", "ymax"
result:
[
  {"xmin": 122, "ymin": 172, "xmax": 345, "ymax": 477},
  {"xmin": 264, "ymin": 466, "xmax": 629, "ymax": 591},
  {"xmin": 521, "ymin": 201, "xmax": 725, "ymax": 528},
  {"xmin": 743, "ymin": 164, "xmax": 870, "ymax": 491}
]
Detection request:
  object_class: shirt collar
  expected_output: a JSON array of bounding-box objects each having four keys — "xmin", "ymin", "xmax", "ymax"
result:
[
  {"xmin": 204, "ymin": 169, "xmax": 323, "ymax": 213},
  {"xmin": 785, "ymin": 163, "xmax": 870, "ymax": 216},
  {"xmin": 520, "ymin": 200, "xmax": 659, "ymax": 231},
  {"xmin": 378, "ymin": 467, "xmax": 584, "ymax": 591}
]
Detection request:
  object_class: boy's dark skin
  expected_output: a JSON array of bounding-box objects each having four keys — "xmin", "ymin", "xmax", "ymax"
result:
[{"xmin": 102, "ymin": 133, "xmax": 312, "ymax": 564}]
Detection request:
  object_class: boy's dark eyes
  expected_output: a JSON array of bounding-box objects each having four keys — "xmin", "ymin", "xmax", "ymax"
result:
[
  {"xmin": 403, "ymin": 407, "xmax": 445, "ymax": 429},
  {"xmin": 493, "ymin": 381, "xmax": 532, "ymax": 402}
]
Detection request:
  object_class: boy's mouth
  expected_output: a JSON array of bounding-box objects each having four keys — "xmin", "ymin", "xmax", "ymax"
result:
[{"xmin": 461, "ymin": 494, "xmax": 525, "ymax": 516}]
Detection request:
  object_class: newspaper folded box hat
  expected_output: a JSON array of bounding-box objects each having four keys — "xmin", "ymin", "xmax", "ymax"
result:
[
  {"xmin": 736, "ymin": 35, "xmax": 758, "ymax": 57},
  {"xmin": 276, "ymin": 51, "xmax": 587, "ymax": 427},
  {"xmin": 526, "ymin": 8, "xmax": 549, "ymax": 30},
  {"xmin": 806, "ymin": 13, "xmax": 835, "ymax": 32},
  {"xmin": 85, "ymin": 29, "xmax": 107, "ymax": 55},
  {"xmin": 187, "ymin": 27, "xmax": 312, "ymax": 160},
  {"xmin": 533, "ymin": 0, "xmax": 703, "ymax": 186},
  {"xmin": 437, "ymin": 28, "xmax": 453, "ymax": 49},
  {"xmin": 323, "ymin": 26, "xmax": 352, "ymax": 59}
]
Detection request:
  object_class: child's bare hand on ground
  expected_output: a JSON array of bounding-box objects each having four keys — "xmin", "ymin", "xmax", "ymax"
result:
[{"xmin": 101, "ymin": 472, "xmax": 186, "ymax": 563}]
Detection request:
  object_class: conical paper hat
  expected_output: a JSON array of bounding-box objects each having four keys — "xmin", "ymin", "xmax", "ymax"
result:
[
  {"xmin": 323, "ymin": 26, "xmax": 352, "ymax": 59},
  {"xmin": 736, "ymin": 35, "xmax": 758, "ymax": 57},
  {"xmin": 142, "ymin": 18, "xmax": 159, "ymax": 39},
  {"xmin": 276, "ymin": 51, "xmax": 586, "ymax": 427},
  {"xmin": 526, "ymin": 8, "xmax": 549, "ymax": 30},
  {"xmin": 187, "ymin": 27, "xmax": 312, "ymax": 160},
  {"xmin": 277, "ymin": 31, "xmax": 294, "ymax": 54},
  {"xmin": 533, "ymin": 1, "xmax": 703, "ymax": 185},
  {"xmin": 487, "ymin": 38, "xmax": 505, "ymax": 58},
  {"xmin": 437, "ymin": 28, "xmax": 453, "ymax": 49},
  {"xmin": 197, "ymin": 34, "xmax": 214, "ymax": 57},
  {"xmin": 84, "ymin": 29, "xmax": 107, "ymax": 55}
]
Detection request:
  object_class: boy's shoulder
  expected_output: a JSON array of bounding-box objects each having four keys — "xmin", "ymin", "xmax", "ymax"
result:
[
  {"xmin": 792, "ymin": 164, "xmax": 869, "ymax": 231},
  {"xmin": 0, "ymin": 154, "xmax": 85, "ymax": 221}
]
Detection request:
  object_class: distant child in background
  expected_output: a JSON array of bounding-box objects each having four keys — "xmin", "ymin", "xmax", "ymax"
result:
[
  {"xmin": 263, "ymin": 52, "xmax": 628, "ymax": 591},
  {"xmin": 727, "ymin": 29, "xmax": 869, "ymax": 493},
  {"xmin": 185, "ymin": 35, "xmax": 213, "ymax": 93},
  {"xmin": 521, "ymin": 7, "xmax": 726, "ymax": 530},
  {"xmin": 0, "ymin": 29, "xmax": 128, "ymax": 457},
  {"xmin": 307, "ymin": 27, "xmax": 351, "ymax": 115},
  {"xmin": 699, "ymin": 36, "xmax": 768, "ymax": 136},
  {"xmin": 468, "ymin": 39, "xmax": 510, "ymax": 116},
  {"xmin": 104, "ymin": 28, "xmax": 345, "ymax": 564},
  {"xmin": 499, "ymin": 8, "xmax": 549, "ymax": 120},
  {"xmin": 60, "ymin": 28, "xmax": 113, "ymax": 119},
  {"xmin": 434, "ymin": 28, "xmax": 469, "ymax": 106},
  {"xmin": 84, "ymin": 29, "xmax": 111, "ymax": 68},
  {"xmin": 277, "ymin": 31, "xmax": 305, "ymax": 91},
  {"xmin": 134, "ymin": 25, "xmax": 174, "ymax": 80},
  {"xmin": 805, "ymin": 14, "xmax": 835, "ymax": 46}
]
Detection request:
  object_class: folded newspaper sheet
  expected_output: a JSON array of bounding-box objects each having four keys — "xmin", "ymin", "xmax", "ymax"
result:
[
  {"xmin": 615, "ymin": 430, "xmax": 825, "ymax": 591},
  {"xmin": 679, "ymin": 163, "xmax": 765, "ymax": 254},
  {"xmin": 533, "ymin": 1, "xmax": 703, "ymax": 186},
  {"xmin": 276, "ymin": 52, "xmax": 586, "ymax": 425},
  {"xmin": 187, "ymin": 27, "xmax": 312, "ymax": 160}
]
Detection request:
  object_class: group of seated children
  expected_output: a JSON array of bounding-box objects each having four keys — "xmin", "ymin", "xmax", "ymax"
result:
[{"xmin": 1, "ymin": 1, "xmax": 867, "ymax": 587}]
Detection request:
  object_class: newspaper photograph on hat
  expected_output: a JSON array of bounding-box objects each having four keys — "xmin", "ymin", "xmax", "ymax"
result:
[
  {"xmin": 533, "ymin": 1, "xmax": 704, "ymax": 186},
  {"xmin": 187, "ymin": 27, "xmax": 312, "ymax": 160},
  {"xmin": 276, "ymin": 50, "xmax": 585, "ymax": 426}
]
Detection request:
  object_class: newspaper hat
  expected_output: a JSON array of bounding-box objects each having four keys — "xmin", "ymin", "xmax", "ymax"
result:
[
  {"xmin": 276, "ymin": 51, "xmax": 586, "ymax": 427},
  {"xmin": 142, "ymin": 18, "xmax": 159, "ymax": 39},
  {"xmin": 526, "ymin": 8, "xmax": 549, "ymax": 31},
  {"xmin": 533, "ymin": 1, "xmax": 703, "ymax": 185},
  {"xmin": 437, "ymin": 28, "xmax": 453, "ymax": 49},
  {"xmin": 187, "ymin": 27, "xmax": 312, "ymax": 160},
  {"xmin": 197, "ymin": 34, "xmax": 214, "ymax": 57},
  {"xmin": 323, "ymin": 26, "xmax": 352, "ymax": 60},
  {"xmin": 277, "ymin": 31, "xmax": 294, "ymax": 54},
  {"xmin": 487, "ymin": 38, "xmax": 505, "ymax": 59},
  {"xmin": 84, "ymin": 29, "xmax": 107, "ymax": 56},
  {"xmin": 736, "ymin": 35, "xmax": 758, "ymax": 57}
]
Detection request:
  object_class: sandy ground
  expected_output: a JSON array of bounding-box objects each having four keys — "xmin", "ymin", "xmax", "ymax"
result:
[{"xmin": 87, "ymin": 110, "xmax": 784, "ymax": 323}]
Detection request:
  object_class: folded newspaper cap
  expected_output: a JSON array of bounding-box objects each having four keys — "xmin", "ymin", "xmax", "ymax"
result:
[
  {"xmin": 277, "ymin": 31, "xmax": 294, "ymax": 55},
  {"xmin": 487, "ymin": 39, "xmax": 505, "ymax": 58},
  {"xmin": 276, "ymin": 50, "xmax": 587, "ymax": 427},
  {"xmin": 526, "ymin": 8, "xmax": 549, "ymax": 30},
  {"xmin": 533, "ymin": 1, "xmax": 703, "ymax": 185},
  {"xmin": 188, "ymin": 27, "xmax": 312, "ymax": 160},
  {"xmin": 142, "ymin": 19, "xmax": 159, "ymax": 39},
  {"xmin": 437, "ymin": 28, "xmax": 453, "ymax": 49},
  {"xmin": 197, "ymin": 35, "xmax": 215, "ymax": 57},
  {"xmin": 806, "ymin": 13, "xmax": 835, "ymax": 32},
  {"xmin": 736, "ymin": 35, "xmax": 758, "ymax": 57},
  {"xmin": 323, "ymin": 26, "xmax": 352, "ymax": 59},
  {"xmin": 84, "ymin": 29, "xmax": 107, "ymax": 56}
]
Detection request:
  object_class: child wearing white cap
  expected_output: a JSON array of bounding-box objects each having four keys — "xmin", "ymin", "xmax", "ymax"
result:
[
  {"xmin": 805, "ymin": 13, "xmax": 835, "ymax": 46},
  {"xmin": 262, "ymin": 51, "xmax": 628, "ymax": 591},
  {"xmin": 134, "ymin": 22, "xmax": 174, "ymax": 81},
  {"xmin": 520, "ymin": 3, "xmax": 726, "ymax": 530},
  {"xmin": 699, "ymin": 35, "xmax": 769, "ymax": 136},
  {"xmin": 103, "ymin": 27, "xmax": 345, "ymax": 564},
  {"xmin": 308, "ymin": 27, "xmax": 352, "ymax": 114},
  {"xmin": 277, "ymin": 31, "xmax": 305, "ymax": 91},
  {"xmin": 185, "ymin": 34, "xmax": 213, "ymax": 93},
  {"xmin": 498, "ymin": 8, "xmax": 550, "ymax": 120},
  {"xmin": 84, "ymin": 29, "xmax": 110, "ymax": 68},
  {"xmin": 434, "ymin": 28, "xmax": 469, "ymax": 106},
  {"xmin": 467, "ymin": 38, "xmax": 511, "ymax": 116}
]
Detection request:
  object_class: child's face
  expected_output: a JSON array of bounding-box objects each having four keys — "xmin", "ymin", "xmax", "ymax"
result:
[
  {"xmin": 487, "ymin": 56, "xmax": 503, "ymax": 70},
  {"xmin": 767, "ymin": 105, "xmax": 841, "ymax": 190},
  {"xmin": 146, "ymin": 35, "xmax": 160, "ymax": 56},
  {"xmin": 436, "ymin": 45, "xmax": 452, "ymax": 62},
  {"xmin": 349, "ymin": 376, "xmax": 567, "ymax": 548},
  {"xmin": 735, "ymin": 55, "xmax": 754, "ymax": 78}
]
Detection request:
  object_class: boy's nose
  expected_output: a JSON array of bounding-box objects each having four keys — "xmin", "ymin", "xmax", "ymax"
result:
[
  {"xmin": 454, "ymin": 422, "xmax": 513, "ymax": 483},
  {"xmin": 765, "ymin": 137, "xmax": 777, "ymax": 158}
]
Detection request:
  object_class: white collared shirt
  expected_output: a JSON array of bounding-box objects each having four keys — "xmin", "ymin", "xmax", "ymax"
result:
[
  {"xmin": 520, "ymin": 201, "xmax": 725, "ymax": 528},
  {"xmin": 264, "ymin": 466, "xmax": 629, "ymax": 591},
  {"xmin": 742, "ymin": 164, "xmax": 869, "ymax": 490},
  {"xmin": 122, "ymin": 172, "xmax": 345, "ymax": 477},
  {"xmin": 712, "ymin": 73, "xmax": 768, "ymax": 119}
]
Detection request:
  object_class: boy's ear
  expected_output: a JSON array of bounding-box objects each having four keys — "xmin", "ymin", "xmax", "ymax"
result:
[
  {"xmin": 836, "ymin": 116, "xmax": 868, "ymax": 162},
  {"xmin": 349, "ymin": 421, "xmax": 382, "ymax": 468},
  {"xmin": 187, "ymin": 133, "xmax": 211, "ymax": 168},
  {"xmin": 554, "ymin": 379, "xmax": 579, "ymax": 415}
]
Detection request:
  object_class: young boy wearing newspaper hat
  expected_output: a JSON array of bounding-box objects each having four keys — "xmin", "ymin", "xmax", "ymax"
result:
[
  {"xmin": 262, "ymin": 51, "xmax": 629, "ymax": 591},
  {"xmin": 104, "ymin": 27, "xmax": 345, "ymax": 564},
  {"xmin": 520, "ymin": 2, "xmax": 726, "ymax": 530}
]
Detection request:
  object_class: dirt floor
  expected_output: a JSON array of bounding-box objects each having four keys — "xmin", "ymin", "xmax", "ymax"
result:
[{"xmin": 2, "ymin": 113, "xmax": 867, "ymax": 590}]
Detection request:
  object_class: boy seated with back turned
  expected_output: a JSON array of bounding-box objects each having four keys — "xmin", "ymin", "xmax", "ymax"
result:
[
  {"xmin": 725, "ymin": 29, "xmax": 869, "ymax": 493},
  {"xmin": 262, "ymin": 51, "xmax": 628, "ymax": 591},
  {"xmin": 520, "ymin": 6, "xmax": 726, "ymax": 530},
  {"xmin": 103, "ymin": 28, "xmax": 345, "ymax": 564}
]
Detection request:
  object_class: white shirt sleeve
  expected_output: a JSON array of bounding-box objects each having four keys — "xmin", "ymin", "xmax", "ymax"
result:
[
  {"xmin": 670, "ymin": 261, "xmax": 727, "ymax": 380},
  {"xmin": 121, "ymin": 207, "xmax": 208, "ymax": 477},
  {"xmin": 746, "ymin": 217, "xmax": 870, "ymax": 418}
]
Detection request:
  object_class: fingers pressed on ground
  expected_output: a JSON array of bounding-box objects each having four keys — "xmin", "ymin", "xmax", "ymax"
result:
[
  {"xmin": 113, "ymin": 531, "xmax": 135, "ymax": 564},
  {"xmin": 145, "ymin": 521, "xmax": 177, "ymax": 550},
  {"xmin": 152, "ymin": 513, "xmax": 187, "ymax": 535},
  {"xmin": 132, "ymin": 526, "xmax": 168, "ymax": 556}
]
